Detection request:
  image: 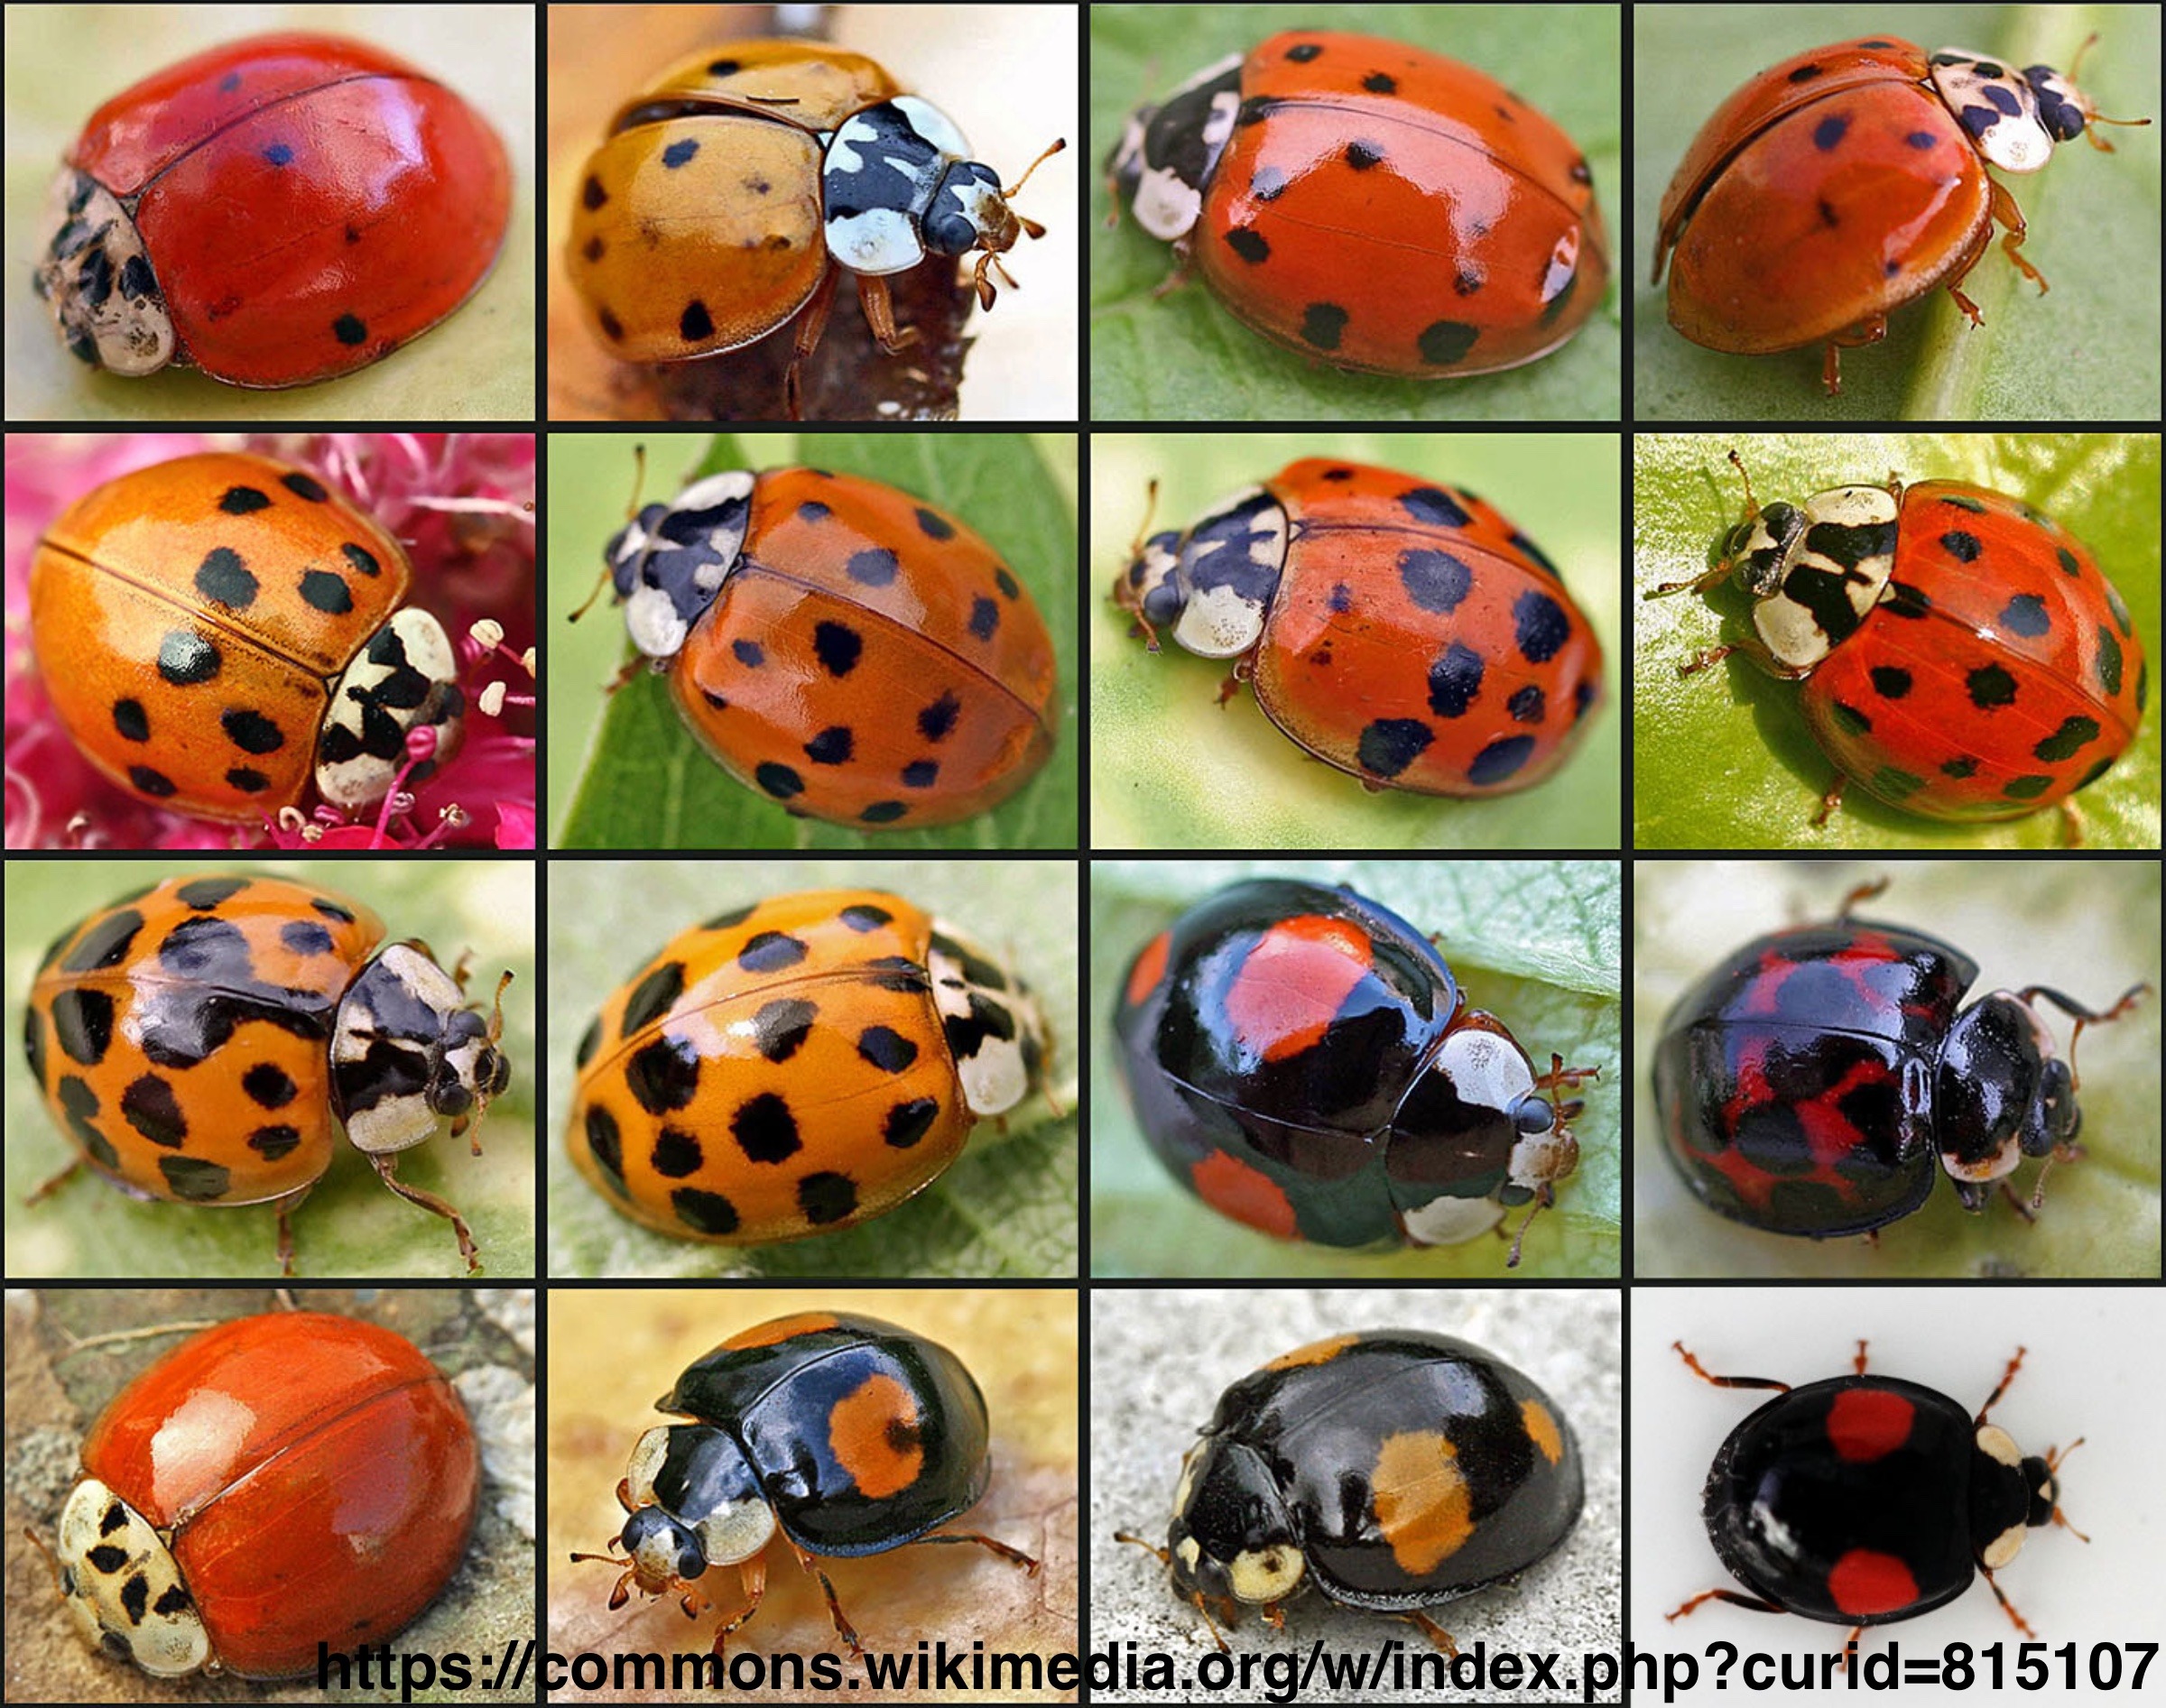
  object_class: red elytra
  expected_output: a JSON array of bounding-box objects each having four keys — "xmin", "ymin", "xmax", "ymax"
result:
[
  {"xmin": 59, "ymin": 1312, "xmax": 477, "ymax": 1678},
  {"xmin": 37, "ymin": 32, "xmax": 511, "ymax": 388}
]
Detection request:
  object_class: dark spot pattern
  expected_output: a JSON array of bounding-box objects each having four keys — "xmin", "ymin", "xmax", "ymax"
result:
[
  {"xmin": 113, "ymin": 699, "xmax": 150, "ymax": 742},
  {"xmin": 1514, "ymin": 591, "xmax": 1570, "ymax": 662},
  {"xmin": 1870, "ymin": 666, "xmax": 1912, "ymax": 698},
  {"xmin": 672, "ymin": 1188, "xmax": 739, "ymax": 1234},
  {"xmin": 2033, "ymin": 717, "xmax": 2100, "ymax": 762},
  {"xmin": 195, "ymin": 549, "xmax": 257, "ymax": 607},
  {"xmin": 584, "ymin": 1104, "xmax": 627, "ymax": 1194},
  {"xmin": 1507, "ymin": 684, "xmax": 1546, "ymax": 723},
  {"xmin": 1469, "ymin": 736, "xmax": 1536, "ymax": 786},
  {"xmin": 623, "ymin": 962, "xmax": 687, "ymax": 1037},
  {"xmin": 51, "ymin": 988, "xmax": 116, "ymax": 1065},
  {"xmin": 62, "ymin": 909, "xmax": 146, "ymax": 973},
  {"xmin": 1401, "ymin": 549, "xmax": 1474, "ymax": 614},
  {"xmin": 740, "ymin": 931, "xmax": 810, "ymax": 974},
  {"xmin": 2095, "ymin": 627, "xmax": 2124, "ymax": 697},
  {"xmin": 1813, "ymin": 114, "xmax": 1852, "ymax": 150},
  {"xmin": 752, "ymin": 998, "xmax": 816, "ymax": 1063},
  {"xmin": 1300, "ymin": 302, "xmax": 1349, "ymax": 351},
  {"xmin": 1357, "ymin": 719, "xmax": 1432, "ymax": 778},
  {"xmin": 681, "ymin": 300, "xmax": 715, "ymax": 341},
  {"xmin": 804, "ymin": 726, "xmax": 854, "ymax": 764},
  {"xmin": 754, "ymin": 762, "xmax": 804, "ymax": 800},
  {"xmin": 1998, "ymin": 595, "xmax": 2050, "ymax": 638},
  {"xmin": 1226, "ymin": 227, "xmax": 1269, "ymax": 264},
  {"xmin": 731, "ymin": 1092, "xmax": 801, "ymax": 1162},
  {"xmin": 919, "ymin": 691, "xmax": 961, "ymax": 741},
  {"xmin": 625, "ymin": 1038, "xmax": 700, "ymax": 1114},
  {"xmin": 662, "ymin": 139, "xmax": 699, "ymax": 168},
  {"xmin": 1417, "ymin": 320, "xmax": 1480, "ymax": 365},
  {"xmin": 651, "ymin": 1128, "xmax": 702, "ymax": 1177},
  {"xmin": 814, "ymin": 622, "xmax": 862, "ymax": 675},
  {"xmin": 332, "ymin": 314, "xmax": 367, "ymax": 346},
  {"xmin": 857, "ymin": 1025, "xmax": 919, "ymax": 1073},
  {"xmin": 1428, "ymin": 642, "xmax": 1485, "ymax": 717},
  {"xmin": 886, "ymin": 1097, "xmax": 940, "ymax": 1147},
  {"xmin": 300, "ymin": 570, "xmax": 353, "ymax": 613},
  {"xmin": 1939, "ymin": 530, "xmax": 1983, "ymax": 563},
  {"xmin": 575, "ymin": 1016, "xmax": 602, "ymax": 1068},
  {"xmin": 733, "ymin": 639, "xmax": 765, "ymax": 667},
  {"xmin": 121, "ymin": 1076, "xmax": 186, "ymax": 1147},
  {"xmin": 859, "ymin": 801, "xmax": 907, "ymax": 824},
  {"xmin": 162, "ymin": 1156, "xmax": 232, "ymax": 1201},
  {"xmin": 1967, "ymin": 664, "xmax": 2018, "ymax": 709},
  {"xmin": 799, "ymin": 1172, "xmax": 858, "ymax": 1224},
  {"xmin": 243, "ymin": 1062, "xmax": 300, "ymax": 1108},
  {"xmin": 847, "ymin": 548, "xmax": 900, "ymax": 586},
  {"xmin": 279, "ymin": 920, "xmax": 334, "ymax": 956},
  {"xmin": 222, "ymin": 708, "xmax": 285, "ymax": 753},
  {"xmin": 247, "ymin": 1125, "xmax": 301, "ymax": 1160},
  {"xmin": 159, "ymin": 632, "xmax": 221, "ymax": 685},
  {"xmin": 129, "ymin": 767, "xmax": 178, "ymax": 798}
]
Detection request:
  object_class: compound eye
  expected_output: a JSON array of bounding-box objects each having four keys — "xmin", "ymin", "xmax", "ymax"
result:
[{"xmin": 1515, "ymin": 1096, "xmax": 1556, "ymax": 1135}]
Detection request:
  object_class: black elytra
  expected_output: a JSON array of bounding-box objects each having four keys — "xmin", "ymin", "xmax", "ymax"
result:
[
  {"xmin": 1671, "ymin": 1339, "xmax": 2084, "ymax": 1652},
  {"xmin": 1125, "ymin": 1329, "xmax": 1583, "ymax": 1651}
]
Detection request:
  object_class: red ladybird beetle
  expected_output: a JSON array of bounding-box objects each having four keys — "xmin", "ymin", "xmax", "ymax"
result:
[
  {"xmin": 1649, "ymin": 452, "xmax": 2147, "ymax": 827},
  {"xmin": 29, "ymin": 450, "xmax": 472, "ymax": 826},
  {"xmin": 1107, "ymin": 29, "xmax": 1609, "ymax": 376},
  {"xmin": 24, "ymin": 873, "xmax": 514, "ymax": 1274},
  {"xmin": 1669, "ymin": 1339, "xmax": 2081, "ymax": 1654},
  {"xmin": 589, "ymin": 463, "xmax": 1060, "ymax": 828},
  {"xmin": 33, "ymin": 32, "xmax": 511, "ymax": 388},
  {"xmin": 1653, "ymin": 878, "xmax": 2148, "ymax": 1241},
  {"xmin": 567, "ymin": 888, "xmax": 1050, "ymax": 1242},
  {"xmin": 566, "ymin": 39, "xmax": 1061, "ymax": 417},
  {"xmin": 1115, "ymin": 459, "xmax": 1604, "ymax": 796},
  {"xmin": 1114, "ymin": 879, "xmax": 1599, "ymax": 1267},
  {"xmin": 1654, "ymin": 36, "xmax": 2146, "ymax": 392},
  {"xmin": 46, "ymin": 1309, "xmax": 478, "ymax": 1678},
  {"xmin": 571, "ymin": 1311, "xmax": 1037, "ymax": 1657}
]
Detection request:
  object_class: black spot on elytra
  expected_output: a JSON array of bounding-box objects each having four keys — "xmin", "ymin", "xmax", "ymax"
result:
[
  {"xmin": 1968, "ymin": 664, "xmax": 2019, "ymax": 709},
  {"xmin": 243, "ymin": 1062, "xmax": 300, "ymax": 1108},
  {"xmin": 1870, "ymin": 666, "xmax": 1912, "ymax": 698},
  {"xmin": 672, "ymin": 1187, "xmax": 739, "ymax": 1234},
  {"xmin": 120, "ymin": 1076, "xmax": 186, "ymax": 1147},
  {"xmin": 847, "ymin": 549, "xmax": 899, "ymax": 586},
  {"xmin": 754, "ymin": 762, "xmax": 803, "ymax": 799},
  {"xmin": 622, "ymin": 962, "xmax": 687, "ymax": 1037},
  {"xmin": 332, "ymin": 314, "xmax": 367, "ymax": 346},
  {"xmin": 680, "ymin": 300, "xmax": 715, "ymax": 341},
  {"xmin": 753, "ymin": 998, "xmax": 816, "ymax": 1063},
  {"xmin": 813, "ymin": 622, "xmax": 863, "ymax": 675},
  {"xmin": 159, "ymin": 632, "xmax": 221, "ymax": 685},
  {"xmin": 222, "ymin": 708, "xmax": 285, "ymax": 753},
  {"xmin": 2033, "ymin": 716, "xmax": 2101, "ymax": 762},
  {"xmin": 740, "ymin": 931, "xmax": 809, "ymax": 974},
  {"xmin": 218, "ymin": 485, "xmax": 272, "ymax": 516},
  {"xmin": 804, "ymin": 726, "xmax": 854, "ymax": 765},
  {"xmin": 343, "ymin": 541, "xmax": 382, "ymax": 577},
  {"xmin": 662, "ymin": 139, "xmax": 699, "ymax": 168},
  {"xmin": 1813, "ymin": 113, "xmax": 1852, "ymax": 150},
  {"xmin": 919, "ymin": 691, "xmax": 961, "ymax": 741},
  {"xmin": 1300, "ymin": 302, "xmax": 1348, "ymax": 351},
  {"xmin": 1418, "ymin": 320, "xmax": 1479, "ymax": 365},
  {"xmin": 279, "ymin": 920, "xmax": 334, "ymax": 956},
  {"xmin": 731, "ymin": 1092, "xmax": 801, "ymax": 1162},
  {"xmin": 625, "ymin": 1038, "xmax": 699, "ymax": 1115},
  {"xmin": 1429, "ymin": 642, "xmax": 1485, "ymax": 717},
  {"xmin": 1514, "ymin": 591, "xmax": 1570, "ymax": 663},
  {"xmin": 113, "ymin": 699, "xmax": 150, "ymax": 742},
  {"xmin": 583, "ymin": 1104, "xmax": 626, "ymax": 1194},
  {"xmin": 651, "ymin": 1127, "xmax": 702, "ymax": 1177},
  {"xmin": 129, "ymin": 766, "xmax": 178, "ymax": 798},
  {"xmin": 1226, "ymin": 227, "xmax": 1269, "ymax": 264},
  {"xmin": 859, "ymin": 801, "xmax": 907, "ymax": 824},
  {"xmin": 1357, "ymin": 719, "xmax": 1432, "ymax": 778},
  {"xmin": 857, "ymin": 1025, "xmax": 919, "ymax": 1073},
  {"xmin": 1469, "ymin": 735, "xmax": 1536, "ymax": 786},
  {"xmin": 1401, "ymin": 549, "xmax": 1472, "ymax": 614},
  {"xmin": 798, "ymin": 1172, "xmax": 858, "ymax": 1224}
]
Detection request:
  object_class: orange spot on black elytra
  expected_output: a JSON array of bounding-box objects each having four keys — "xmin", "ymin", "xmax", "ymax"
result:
[
  {"xmin": 828, "ymin": 1372, "xmax": 923, "ymax": 1500},
  {"xmin": 1264, "ymin": 1333, "xmax": 1360, "ymax": 1372},
  {"xmin": 1125, "ymin": 929, "xmax": 1171, "ymax": 1009},
  {"xmin": 1371, "ymin": 1430, "xmax": 1473, "ymax": 1574},
  {"xmin": 721, "ymin": 1311, "xmax": 840, "ymax": 1351},
  {"xmin": 1223, "ymin": 915, "xmax": 1373, "ymax": 1062},
  {"xmin": 1191, "ymin": 1149, "xmax": 1300, "ymax": 1240},
  {"xmin": 1523, "ymin": 1399, "xmax": 1565, "ymax": 1465}
]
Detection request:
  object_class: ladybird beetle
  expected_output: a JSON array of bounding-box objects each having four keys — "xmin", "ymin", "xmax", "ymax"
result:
[
  {"xmin": 1115, "ymin": 459, "xmax": 1605, "ymax": 796},
  {"xmin": 568, "ymin": 889, "xmax": 1050, "ymax": 1243},
  {"xmin": 1113, "ymin": 880, "xmax": 1597, "ymax": 1268},
  {"xmin": 33, "ymin": 32, "xmax": 510, "ymax": 388},
  {"xmin": 1653, "ymin": 879, "xmax": 2149, "ymax": 1241},
  {"xmin": 566, "ymin": 39, "xmax": 1060, "ymax": 417},
  {"xmin": 591, "ymin": 464, "xmax": 1059, "ymax": 828},
  {"xmin": 572, "ymin": 1311, "xmax": 1038, "ymax": 1656},
  {"xmin": 1120, "ymin": 1330, "xmax": 1582, "ymax": 1649},
  {"xmin": 1649, "ymin": 452, "xmax": 2147, "ymax": 827},
  {"xmin": 1107, "ymin": 30, "xmax": 1609, "ymax": 377},
  {"xmin": 48, "ymin": 1309, "xmax": 477, "ymax": 1677},
  {"xmin": 1654, "ymin": 37, "xmax": 2145, "ymax": 392},
  {"xmin": 24, "ymin": 872, "xmax": 513, "ymax": 1274},
  {"xmin": 1670, "ymin": 1339, "xmax": 2080, "ymax": 1650},
  {"xmin": 29, "ymin": 451, "xmax": 471, "ymax": 826}
]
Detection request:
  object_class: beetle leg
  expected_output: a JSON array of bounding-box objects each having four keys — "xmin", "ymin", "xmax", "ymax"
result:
[
  {"xmin": 1810, "ymin": 772, "xmax": 1846, "ymax": 828},
  {"xmin": 708, "ymin": 1556, "xmax": 767, "ymax": 1657},
  {"xmin": 1986, "ymin": 179, "xmax": 2049, "ymax": 293},
  {"xmin": 270, "ymin": 1186, "xmax": 312, "ymax": 1277},
  {"xmin": 1643, "ymin": 557, "xmax": 1733, "ymax": 600},
  {"xmin": 1978, "ymin": 1564, "xmax": 2038, "ymax": 1638},
  {"xmin": 1665, "ymin": 1586, "xmax": 1789, "ymax": 1620},
  {"xmin": 909, "ymin": 1528, "xmax": 1041, "ymax": 1575},
  {"xmin": 1215, "ymin": 656, "xmax": 1253, "ymax": 705},
  {"xmin": 1115, "ymin": 1529, "xmax": 1171, "ymax": 1567},
  {"xmin": 2015, "ymin": 982, "xmax": 2151, "ymax": 1088},
  {"xmin": 1972, "ymin": 1345, "xmax": 2029, "ymax": 1425},
  {"xmin": 1831, "ymin": 878, "xmax": 1891, "ymax": 921},
  {"xmin": 782, "ymin": 264, "xmax": 841, "ymax": 421},
  {"xmin": 23, "ymin": 1154, "xmax": 86, "ymax": 1205},
  {"xmin": 1671, "ymin": 1341, "xmax": 1792, "ymax": 1394},
  {"xmin": 791, "ymin": 1540, "xmax": 864, "ymax": 1657},
  {"xmin": 368, "ymin": 1154, "xmax": 480, "ymax": 1274},
  {"xmin": 1403, "ymin": 1608, "xmax": 1459, "ymax": 1657},
  {"xmin": 856, "ymin": 272, "xmax": 922, "ymax": 355}
]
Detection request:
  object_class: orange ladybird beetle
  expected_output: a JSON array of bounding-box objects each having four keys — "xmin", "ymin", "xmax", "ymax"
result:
[
  {"xmin": 29, "ymin": 451, "xmax": 467, "ymax": 825},
  {"xmin": 566, "ymin": 39, "xmax": 1061, "ymax": 414},
  {"xmin": 24, "ymin": 872, "xmax": 512, "ymax": 1273},
  {"xmin": 590, "ymin": 462, "xmax": 1059, "ymax": 829},
  {"xmin": 567, "ymin": 890, "xmax": 1049, "ymax": 1242},
  {"xmin": 1655, "ymin": 36, "xmax": 2148, "ymax": 392},
  {"xmin": 1108, "ymin": 30, "xmax": 1610, "ymax": 377},
  {"xmin": 48, "ymin": 1310, "xmax": 477, "ymax": 1677},
  {"xmin": 34, "ymin": 32, "xmax": 510, "ymax": 389}
]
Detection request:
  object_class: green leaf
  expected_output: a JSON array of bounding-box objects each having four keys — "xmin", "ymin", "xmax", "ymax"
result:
[
  {"xmin": 4, "ymin": 862, "xmax": 535, "ymax": 1279},
  {"xmin": 1091, "ymin": 5, "xmax": 1621, "ymax": 421},
  {"xmin": 1634, "ymin": 862, "xmax": 2161, "ymax": 1278},
  {"xmin": 546, "ymin": 859, "xmax": 1078, "ymax": 1279},
  {"xmin": 1634, "ymin": 432, "xmax": 2161, "ymax": 848},
  {"xmin": 1089, "ymin": 861, "xmax": 1621, "ymax": 1278},
  {"xmin": 551, "ymin": 434, "xmax": 1078, "ymax": 849},
  {"xmin": 1091, "ymin": 435, "xmax": 1623, "ymax": 847},
  {"xmin": 1634, "ymin": 7, "xmax": 2162, "ymax": 418}
]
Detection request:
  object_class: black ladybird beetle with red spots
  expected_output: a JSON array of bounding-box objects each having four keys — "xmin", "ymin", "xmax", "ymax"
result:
[
  {"xmin": 1653, "ymin": 879, "xmax": 2148, "ymax": 1242},
  {"xmin": 572, "ymin": 1311, "xmax": 1038, "ymax": 1657},
  {"xmin": 1114, "ymin": 879, "xmax": 1598, "ymax": 1267},
  {"xmin": 1120, "ymin": 1329, "xmax": 1582, "ymax": 1651},
  {"xmin": 1670, "ymin": 1339, "xmax": 2083, "ymax": 1651}
]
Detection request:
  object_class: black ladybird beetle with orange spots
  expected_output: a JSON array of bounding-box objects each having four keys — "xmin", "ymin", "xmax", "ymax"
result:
[
  {"xmin": 573, "ymin": 1312, "xmax": 1038, "ymax": 1656},
  {"xmin": 1121, "ymin": 1329, "xmax": 1582, "ymax": 1651},
  {"xmin": 1670, "ymin": 1339, "xmax": 2082, "ymax": 1653}
]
